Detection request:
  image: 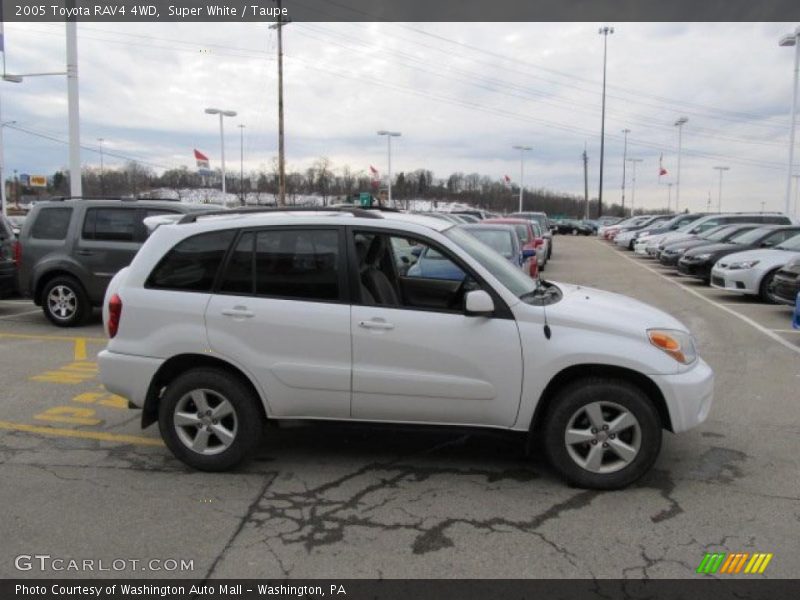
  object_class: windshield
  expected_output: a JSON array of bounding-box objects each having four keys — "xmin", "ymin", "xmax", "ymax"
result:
[
  {"xmin": 730, "ymin": 227, "xmax": 771, "ymax": 245},
  {"xmin": 466, "ymin": 229, "xmax": 514, "ymax": 258},
  {"xmin": 701, "ymin": 226, "xmax": 736, "ymax": 241},
  {"xmin": 776, "ymin": 234, "xmax": 800, "ymax": 251},
  {"xmin": 445, "ymin": 227, "xmax": 536, "ymax": 297}
]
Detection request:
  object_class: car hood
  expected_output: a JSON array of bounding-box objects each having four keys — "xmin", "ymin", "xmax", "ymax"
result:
[
  {"xmin": 716, "ymin": 248, "xmax": 800, "ymax": 268},
  {"xmin": 543, "ymin": 282, "xmax": 687, "ymax": 338},
  {"xmin": 658, "ymin": 232, "xmax": 697, "ymax": 247},
  {"xmin": 683, "ymin": 242, "xmax": 747, "ymax": 258}
]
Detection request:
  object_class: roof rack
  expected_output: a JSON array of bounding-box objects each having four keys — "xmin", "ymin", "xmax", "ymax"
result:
[
  {"xmin": 177, "ymin": 205, "xmax": 395, "ymax": 225},
  {"xmin": 47, "ymin": 196, "xmax": 182, "ymax": 202}
]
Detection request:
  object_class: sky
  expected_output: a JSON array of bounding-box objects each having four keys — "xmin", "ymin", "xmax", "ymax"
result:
[{"xmin": 0, "ymin": 21, "xmax": 799, "ymax": 214}]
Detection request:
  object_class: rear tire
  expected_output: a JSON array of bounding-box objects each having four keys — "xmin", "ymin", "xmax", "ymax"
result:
[
  {"xmin": 542, "ymin": 378, "xmax": 662, "ymax": 490},
  {"xmin": 158, "ymin": 368, "xmax": 263, "ymax": 471},
  {"xmin": 41, "ymin": 276, "xmax": 90, "ymax": 327}
]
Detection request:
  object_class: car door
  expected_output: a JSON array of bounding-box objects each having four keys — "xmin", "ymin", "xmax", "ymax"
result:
[
  {"xmin": 349, "ymin": 229, "xmax": 523, "ymax": 427},
  {"xmin": 75, "ymin": 206, "xmax": 142, "ymax": 303},
  {"xmin": 205, "ymin": 226, "xmax": 352, "ymax": 419}
]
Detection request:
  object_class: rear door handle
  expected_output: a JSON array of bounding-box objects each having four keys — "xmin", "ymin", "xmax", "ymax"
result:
[
  {"xmin": 358, "ymin": 319, "xmax": 395, "ymax": 331},
  {"xmin": 221, "ymin": 306, "xmax": 255, "ymax": 319}
]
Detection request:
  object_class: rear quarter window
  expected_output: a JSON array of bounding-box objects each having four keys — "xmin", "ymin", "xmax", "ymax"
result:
[
  {"xmin": 31, "ymin": 207, "xmax": 73, "ymax": 240},
  {"xmin": 146, "ymin": 230, "xmax": 236, "ymax": 292}
]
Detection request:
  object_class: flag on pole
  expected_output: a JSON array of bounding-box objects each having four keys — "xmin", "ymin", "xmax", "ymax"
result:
[
  {"xmin": 659, "ymin": 154, "xmax": 668, "ymax": 177},
  {"xmin": 369, "ymin": 165, "xmax": 379, "ymax": 176},
  {"xmin": 503, "ymin": 174, "xmax": 511, "ymax": 188},
  {"xmin": 194, "ymin": 149, "xmax": 210, "ymax": 170}
]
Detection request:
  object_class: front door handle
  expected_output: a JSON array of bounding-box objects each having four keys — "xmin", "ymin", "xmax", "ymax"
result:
[
  {"xmin": 358, "ymin": 319, "xmax": 395, "ymax": 331},
  {"xmin": 221, "ymin": 306, "xmax": 255, "ymax": 319}
]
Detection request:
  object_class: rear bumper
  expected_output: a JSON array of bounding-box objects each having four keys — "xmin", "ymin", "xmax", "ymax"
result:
[
  {"xmin": 650, "ymin": 358, "xmax": 715, "ymax": 433},
  {"xmin": 98, "ymin": 349, "xmax": 164, "ymax": 409}
]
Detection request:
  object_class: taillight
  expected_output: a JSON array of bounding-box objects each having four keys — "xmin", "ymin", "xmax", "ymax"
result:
[
  {"xmin": 534, "ymin": 238, "xmax": 544, "ymax": 248},
  {"xmin": 108, "ymin": 293, "xmax": 122, "ymax": 338},
  {"xmin": 12, "ymin": 240, "xmax": 21, "ymax": 266}
]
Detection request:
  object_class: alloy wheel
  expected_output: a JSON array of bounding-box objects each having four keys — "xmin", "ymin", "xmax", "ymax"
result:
[
  {"xmin": 47, "ymin": 285, "xmax": 78, "ymax": 320},
  {"xmin": 173, "ymin": 389, "xmax": 239, "ymax": 456},
  {"xmin": 564, "ymin": 401, "xmax": 642, "ymax": 474}
]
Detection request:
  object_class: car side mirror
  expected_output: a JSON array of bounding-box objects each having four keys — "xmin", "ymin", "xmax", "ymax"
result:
[
  {"xmin": 465, "ymin": 290, "xmax": 494, "ymax": 316},
  {"xmin": 522, "ymin": 248, "xmax": 536, "ymax": 259}
]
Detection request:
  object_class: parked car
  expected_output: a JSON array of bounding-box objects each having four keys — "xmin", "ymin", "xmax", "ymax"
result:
[
  {"xmin": 652, "ymin": 213, "xmax": 792, "ymax": 258},
  {"xmin": 98, "ymin": 207, "xmax": 714, "ymax": 490},
  {"xmin": 554, "ymin": 219, "xmax": 594, "ymax": 236},
  {"xmin": 679, "ymin": 226, "xmax": 800, "ymax": 284},
  {"xmin": 483, "ymin": 217, "xmax": 546, "ymax": 274},
  {"xmin": 768, "ymin": 256, "xmax": 800, "ymax": 306},
  {"xmin": 657, "ymin": 224, "xmax": 761, "ymax": 267},
  {"xmin": 600, "ymin": 216, "xmax": 652, "ymax": 241},
  {"xmin": 17, "ymin": 198, "xmax": 220, "ymax": 326},
  {"xmin": 458, "ymin": 224, "xmax": 534, "ymax": 275},
  {"xmin": 628, "ymin": 213, "xmax": 707, "ymax": 254},
  {"xmin": 509, "ymin": 211, "xmax": 554, "ymax": 259},
  {"xmin": 0, "ymin": 214, "xmax": 19, "ymax": 298},
  {"xmin": 710, "ymin": 232, "xmax": 800, "ymax": 302}
]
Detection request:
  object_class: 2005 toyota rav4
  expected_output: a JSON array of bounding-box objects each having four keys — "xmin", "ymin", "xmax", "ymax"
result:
[{"xmin": 98, "ymin": 208, "xmax": 714, "ymax": 489}]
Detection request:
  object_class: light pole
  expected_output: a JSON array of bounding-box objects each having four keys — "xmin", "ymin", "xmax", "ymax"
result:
[
  {"xmin": 205, "ymin": 108, "xmax": 237, "ymax": 198},
  {"xmin": 620, "ymin": 128, "xmax": 630, "ymax": 215},
  {"xmin": 238, "ymin": 124, "xmax": 245, "ymax": 206},
  {"xmin": 377, "ymin": 131, "xmax": 401, "ymax": 206},
  {"xmin": 667, "ymin": 182, "xmax": 673, "ymax": 212},
  {"xmin": 779, "ymin": 26, "xmax": 800, "ymax": 217},
  {"xmin": 0, "ymin": 72, "xmax": 21, "ymax": 217},
  {"xmin": 626, "ymin": 158, "xmax": 643, "ymax": 216},
  {"xmin": 597, "ymin": 25, "xmax": 614, "ymax": 218},
  {"xmin": 512, "ymin": 145, "xmax": 532, "ymax": 212},
  {"xmin": 674, "ymin": 117, "xmax": 688, "ymax": 213},
  {"xmin": 97, "ymin": 138, "xmax": 105, "ymax": 196},
  {"xmin": 713, "ymin": 166, "xmax": 729, "ymax": 213}
]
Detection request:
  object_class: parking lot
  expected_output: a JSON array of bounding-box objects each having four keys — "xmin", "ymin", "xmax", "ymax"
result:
[{"xmin": 0, "ymin": 234, "xmax": 798, "ymax": 580}]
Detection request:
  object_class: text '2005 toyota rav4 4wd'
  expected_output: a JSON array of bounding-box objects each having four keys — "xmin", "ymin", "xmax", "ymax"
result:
[{"xmin": 98, "ymin": 208, "xmax": 714, "ymax": 490}]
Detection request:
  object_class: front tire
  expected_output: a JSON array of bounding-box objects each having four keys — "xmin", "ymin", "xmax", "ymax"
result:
[
  {"xmin": 41, "ymin": 276, "xmax": 90, "ymax": 327},
  {"xmin": 759, "ymin": 269, "xmax": 780, "ymax": 304},
  {"xmin": 158, "ymin": 368, "xmax": 263, "ymax": 471},
  {"xmin": 542, "ymin": 379, "xmax": 662, "ymax": 490}
]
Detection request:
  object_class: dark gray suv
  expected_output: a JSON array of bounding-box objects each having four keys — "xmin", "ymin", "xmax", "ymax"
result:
[{"xmin": 18, "ymin": 199, "xmax": 219, "ymax": 326}]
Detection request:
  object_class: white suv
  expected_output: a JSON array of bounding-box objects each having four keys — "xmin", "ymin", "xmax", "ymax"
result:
[{"xmin": 98, "ymin": 208, "xmax": 714, "ymax": 490}]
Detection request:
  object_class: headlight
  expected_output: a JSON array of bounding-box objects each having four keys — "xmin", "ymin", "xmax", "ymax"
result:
[
  {"xmin": 727, "ymin": 260, "xmax": 760, "ymax": 270},
  {"xmin": 694, "ymin": 253, "xmax": 712, "ymax": 261},
  {"xmin": 647, "ymin": 329, "xmax": 697, "ymax": 365}
]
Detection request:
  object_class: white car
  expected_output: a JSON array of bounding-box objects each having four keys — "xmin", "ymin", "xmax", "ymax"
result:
[
  {"xmin": 98, "ymin": 207, "xmax": 714, "ymax": 490},
  {"xmin": 710, "ymin": 233, "xmax": 800, "ymax": 302}
]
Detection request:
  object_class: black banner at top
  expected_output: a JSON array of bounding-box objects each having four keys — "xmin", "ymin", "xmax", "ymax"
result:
[{"xmin": 1, "ymin": 0, "xmax": 800, "ymax": 22}]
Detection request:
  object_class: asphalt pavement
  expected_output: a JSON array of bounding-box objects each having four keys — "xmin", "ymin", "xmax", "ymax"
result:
[{"xmin": 0, "ymin": 235, "xmax": 798, "ymax": 579}]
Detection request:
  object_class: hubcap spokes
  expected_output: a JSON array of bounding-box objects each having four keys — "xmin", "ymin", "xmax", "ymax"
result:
[
  {"xmin": 565, "ymin": 401, "xmax": 641, "ymax": 474},
  {"xmin": 47, "ymin": 286, "xmax": 77, "ymax": 319},
  {"xmin": 174, "ymin": 389, "xmax": 238, "ymax": 456}
]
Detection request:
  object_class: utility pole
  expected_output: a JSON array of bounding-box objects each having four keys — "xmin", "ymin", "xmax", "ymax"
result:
[
  {"xmin": 706, "ymin": 191, "xmax": 711, "ymax": 212},
  {"xmin": 238, "ymin": 124, "xmax": 245, "ymax": 206},
  {"xmin": 713, "ymin": 166, "xmax": 729, "ymax": 213},
  {"xmin": 794, "ymin": 174, "xmax": 800, "ymax": 217},
  {"xmin": 271, "ymin": 0, "xmax": 289, "ymax": 206},
  {"xmin": 378, "ymin": 131, "xmax": 401, "ymax": 206},
  {"xmin": 512, "ymin": 145, "xmax": 532, "ymax": 212},
  {"xmin": 97, "ymin": 138, "xmax": 105, "ymax": 196},
  {"xmin": 597, "ymin": 25, "xmax": 614, "ymax": 218},
  {"xmin": 582, "ymin": 145, "xmax": 589, "ymax": 219},
  {"xmin": 66, "ymin": 2, "xmax": 81, "ymax": 197},
  {"xmin": 620, "ymin": 128, "xmax": 630, "ymax": 215},
  {"xmin": 626, "ymin": 158, "xmax": 642, "ymax": 216},
  {"xmin": 779, "ymin": 27, "xmax": 800, "ymax": 217},
  {"xmin": 667, "ymin": 182, "xmax": 673, "ymax": 213}
]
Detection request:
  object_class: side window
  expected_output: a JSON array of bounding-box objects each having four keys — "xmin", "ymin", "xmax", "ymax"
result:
[
  {"xmin": 31, "ymin": 208, "xmax": 72, "ymax": 240},
  {"xmin": 355, "ymin": 231, "xmax": 472, "ymax": 312},
  {"xmin": 763, "ymin": 230, "xmax": 796, "ymax": 247},
  {"xmin": 695, "ymin": 219, "xmax": 719, "ymax": 233},
  {"xmin": 146, "ymin": 230, "xmax": 236, "ymax": 292},
  {"xmin": 254, "ymin": 229, "xmax": 340, "ymax": 301},
  {"xmin": 763, "ymin": 216, "xmax": 790, "ymax": 225},
  {"xmin": 82, "ymin": 208, "xmax": 137, "ymax": 242},
  {"xmin": 219, "ymin": 233, "xmax": 255, "ymax": 294}
]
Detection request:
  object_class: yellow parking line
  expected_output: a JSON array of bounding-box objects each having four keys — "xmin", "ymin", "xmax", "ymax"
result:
[
  {"xmin": 74, "ymin": 338, "xmax": 87, "ymax": 361},
  {"xmin": 0, "ymin": 332, "xmax": 107, "ymax": 343},
  {"xmin": 0, "ymin": 420, "xmax": 164, "ymax": 447}
]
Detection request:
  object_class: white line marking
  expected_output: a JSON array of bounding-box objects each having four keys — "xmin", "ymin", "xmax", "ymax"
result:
[
  {"xmin": 598, "ymin": 242, "xmax": 800, "ymax": 357},
  {"xmin": 0, "ymin": 309, "xmax": 41, "ymax": 320},
  {"xmin": 772, "ymin": 329, "xmax": 800, "ymax": 334}
]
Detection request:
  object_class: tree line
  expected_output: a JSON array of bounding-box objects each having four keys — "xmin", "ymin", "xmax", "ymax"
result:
[{"xmin": 14, "ymin": 158, "xmax": 651, "ymax": 218}]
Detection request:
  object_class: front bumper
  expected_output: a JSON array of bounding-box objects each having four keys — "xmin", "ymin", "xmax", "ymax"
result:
[
  {"xmin": 769, "ymin": 273, "xmax": 800, "ymax": 306},
  {"xmin": 633, "ymin": 242, "xmax": 650, "ymax": 256},
  {"xmin": 98, "ymin": 350, "xmax": 164, "ymax": 409},
  {"xmin": 659, "ymin": 252, "xmax": 682, "ymax": 267},
  {"xmin": 709, "ymin": 266, "xmax": 760, "ymax": 295},
  {"xmin": 650, "ymin": 358, "xmax": 715, "ymax": 433},
  {"xmin": 677, "ymin": 259, "xmax": 712, "ymax": 280}
]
